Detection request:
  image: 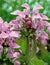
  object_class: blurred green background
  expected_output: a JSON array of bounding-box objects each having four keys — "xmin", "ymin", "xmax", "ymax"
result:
[{"xmin": 0, "ymin": 0, "xmax": 50, "ymax": 22}]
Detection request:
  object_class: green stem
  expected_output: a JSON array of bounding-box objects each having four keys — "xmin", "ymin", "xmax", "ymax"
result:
[
  {"xmin": 38, "ymin": 43, "xmax": 48, "ymax": 58},
  {"xmin": 25, "ymin": 36, "xmax": 37, "ymax": 65},
  {"xmin": 30, "ymin": 38, "xmax": 37, "ymax": 59},
  {"xmin": 32, "ymin": 39, "xmax": 36, "ymax": 56},
  {"xmin": 25, "ymin": 37, "xmax": 30, "ymax": 64}
]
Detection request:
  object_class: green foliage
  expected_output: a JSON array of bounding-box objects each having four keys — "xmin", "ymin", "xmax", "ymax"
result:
[
  {"xmin": 28, "ymin": 56, "xmax": 48, "ymax": 65},
  {"xmin": 0, "ymin": 0, "xmax": 50, "ymax": 65},
  {"xmin": 17, "ymin": 37, "xmax": 27, "ymax": 54}
]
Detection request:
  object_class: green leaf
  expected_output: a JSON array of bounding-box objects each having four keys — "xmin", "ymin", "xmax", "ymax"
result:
[
  {"xmin": 44, "ymin": 26, "xmax": 48, "ymax": 32},
  {"xmin": 28, "ymin": 56, "xmax": 48, "ymax": 65},
  {"xmin": 17, "ymin": 37, "xmax": 27, "ymax": 54}
]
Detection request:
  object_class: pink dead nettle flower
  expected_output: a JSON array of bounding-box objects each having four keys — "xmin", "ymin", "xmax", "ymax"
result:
[
  {"xmin": 8, "ymin": 38, "xmax": 20, "ymax": 48},
  {"xmin": 10, "ymin": 3, "xmax": 49, "ymax": 45},
  {"xmin": 32, "ymin": 4, "xmax": 49, "ymax": 29},
  {"xmin": 14, "ymin": 61, "xmax": 20, "ymax": 65},
  {"xmin": 32, "ymin": 4, "xmax": 43, "ymax": 20},
  {"xmin": 11, "ymin": 3, "xmax": 31, "ymax": 26},
  {"xmin": 11, "ymin": 3, "xmax": 30, "ymax": 17},
  {"xmin": 33, "ymin": 4, "xmax": 43, "ymax": 11},
  {"xmin": 36, "ymin": 31, "xmax": 48, "ymax": 44},
  {"xmin": 0, "ymin": 31, "xmax": 8, "ymax": 38},
  {"xmin": 9, "ymin": 19, "xmax": 22, "ymax": 31},
  {"xmin": 0, "ymin": 17, "xmax": 20, "ymax": 60},
  {"xmin": 37, "ymin": 21, "xmax": 49, "ymax": 31},
  {"xmin": 2, "ymin": 22, "xmax": 10, "ymax": 32},
  {"xmin": 32, "ymin": 4, "xmax": 49, "ymax": 20},
  {"xmin": 21, "ymin": 3, "xmax": 30, "ymax": 16},
  {"xmin": 8, "ymin": 47, "xmax": 20, "ymax": 58}
]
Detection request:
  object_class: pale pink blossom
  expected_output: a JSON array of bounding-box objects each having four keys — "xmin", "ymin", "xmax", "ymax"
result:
[
  {"xmin": 0, "ymin": 31, "xmax": 8, "ymax": 38},
  {"xmin": 8, "ymin": 47, "xmax": 20, "ymax": 58},
  {"xmin": 33, "ymin": 3, "xmax": 43, "ymax": 11},
  {"xmin": 14, "ymin": 61, "xmax": 20, "ymax": 65},
  {"xmin": 36, "ymin": 31, "xmax": 48, "ymax": 44}
]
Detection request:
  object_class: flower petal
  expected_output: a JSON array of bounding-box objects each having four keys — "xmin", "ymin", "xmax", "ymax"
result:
[
  {"xmin": 14, "ymin": 61, "xmax": 20, "ymax": 65},
  {"xmin": 33, "ymin": 3, "xmax": 43, "ymax": 11},
  {"xmin": 0, "ymin": 31, "xmax": 8, "ymax": 38},
  {"xmin": 11, "ymin": 10, "xmax": 22, "ymax": 15},
  {"xmin": 21, "ymin": 3, "xmax": 30, "ymax": 9},
  {"xmin": 9, "ymin": 31, "xmax": 20, "ymax": 38}
]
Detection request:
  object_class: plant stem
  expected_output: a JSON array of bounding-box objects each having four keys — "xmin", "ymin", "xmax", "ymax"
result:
[
  {"xmin": 32, "ymin": 39, "xmax": 36, "ymax": 56},
  {"xmin": 25, "ymin": 36, "xmax": 37, "ymax": 65},
  {"xmin": 25, "ymin": 36, "xmax": 30, "ymax": 64},
  {"xmin": 38, "ymin": 42, "xmax": 48, "ymax": 58}
]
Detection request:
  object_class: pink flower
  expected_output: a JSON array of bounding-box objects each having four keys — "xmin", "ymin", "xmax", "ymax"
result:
[
  {"xmin": 9, "ymin": 19, "xmax": 22, "ymax": 30},
  {"xmin": 11, "ymin": 3, "xmax": 30, "ymax": 18},
  {"xmin": 32, "ymin": 3, "xmax": 43, "ymax": 17},
  {"xmin": 8, "ymin": 41, "xmax": 20, "ymax": 48},
  {"xmin": 33, "ymin": 3, "xmax": 43, "ymax": 11},
  {"xmin": 9, "ymin": 31, "xmax": 20, "ymax": 38},
  {"xmin": 36, "ymin": 31, "xmax": 48, "ymax": 44},
  {"xmin": 14, "ymin": 61, "xmax": 20, "ymax": 65},
  {"xmin": 13, "ymin": 52, "xmax": 20, "ymax": 58},
  {"xmin": 8, "ymin": 47, "xmax": 14, "ymax": 58},
  {"xmin": 2, "ymin": 22, "xmax": 10, "ymax": 31},
  {"xmin": 40, "ymin": 13, "xmax": 49, "ymax": 20},
  {"xmin": 11, "ymin": 10, "xmax": 22, "ymax": 16},
  {"xmin": 8, "ymin": 47, "xmax": 20, "ymax": 58},
  {"xmin": 21, "ymin": 3, "xmax": 30, "ymax": 9},
  {"xmin": 21, "ymin": 3, "xmax": 30, "ymax": 15},
  {"xmin": 32, "ymin": 20, "xmax": 37, "ymax": 29},
  {"xmin": 0, "ymin": 31, "xmax": 8, "ymax": 38},
  {"xmin": 37, "ymin": 21, "xmax": 48, "ymax": 30}
]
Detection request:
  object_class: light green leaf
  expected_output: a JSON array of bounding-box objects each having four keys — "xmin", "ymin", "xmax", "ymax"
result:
[
  {"xmin": 17, "ymin": 37, "xmax": 27, "ymax": 54},
  {"xmin": 29, "ymin": 56, "xmax": 48, "ymax": 65},
  {"xmin": 29, "ymin": 57, "xmax": 48, "ymax": 65}
]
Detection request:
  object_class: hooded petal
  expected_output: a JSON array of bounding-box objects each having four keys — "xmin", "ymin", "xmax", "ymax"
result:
[
  {"xmin": 2, "ymin": 22, "xmax": 10, "ymax": 31},
  {"xmin": 40, "ymin": 13, "xmax": 49, "ymax": 20},
  {"xmin": 11, "ymin": 10, "xmax": 22, "ymax": 16},
  {"xmin": 36, "ymin": 31, "xmax": 48, "ymax": 40},
  {"xmin": 8, "ymin": 47, "xmax": 14, "ymax": 58},
  {"xmin": 13, "ymin": 52, "xmax": 20, "ymax": 58},
  {"xmin": 0, "ymin": 31, "xmax": 8, "ymax": 38},
  {"xmin": 33, "ymin": 3, "xmax": 43, "ymax": 11},
  {"xmin": 9, "ymin": 31, "xmax": 20, "ymax": 38},
  {"xmin": 14, "ymin": 61, "xmax": 20, "ymax": 65},
  {"xmin": 9, "ymin": 41, "xmax": 20, "ymax": 48},
  {"xmin": 21, "ymin": 3, "xmax": 30, "ymax": 9}
]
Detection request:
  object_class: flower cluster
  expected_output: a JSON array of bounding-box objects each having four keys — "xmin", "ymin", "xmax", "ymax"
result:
[
  {"xmin": 11, "ymin": 3, "xmax": 50, "ymax": 45},
  {"xmin": 0, "ymin": 17, "xmax": 20, "ymax": 65},
  {"xmin": 0, "ymin": 3, "xmax": 50, "ymax": 65}
]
